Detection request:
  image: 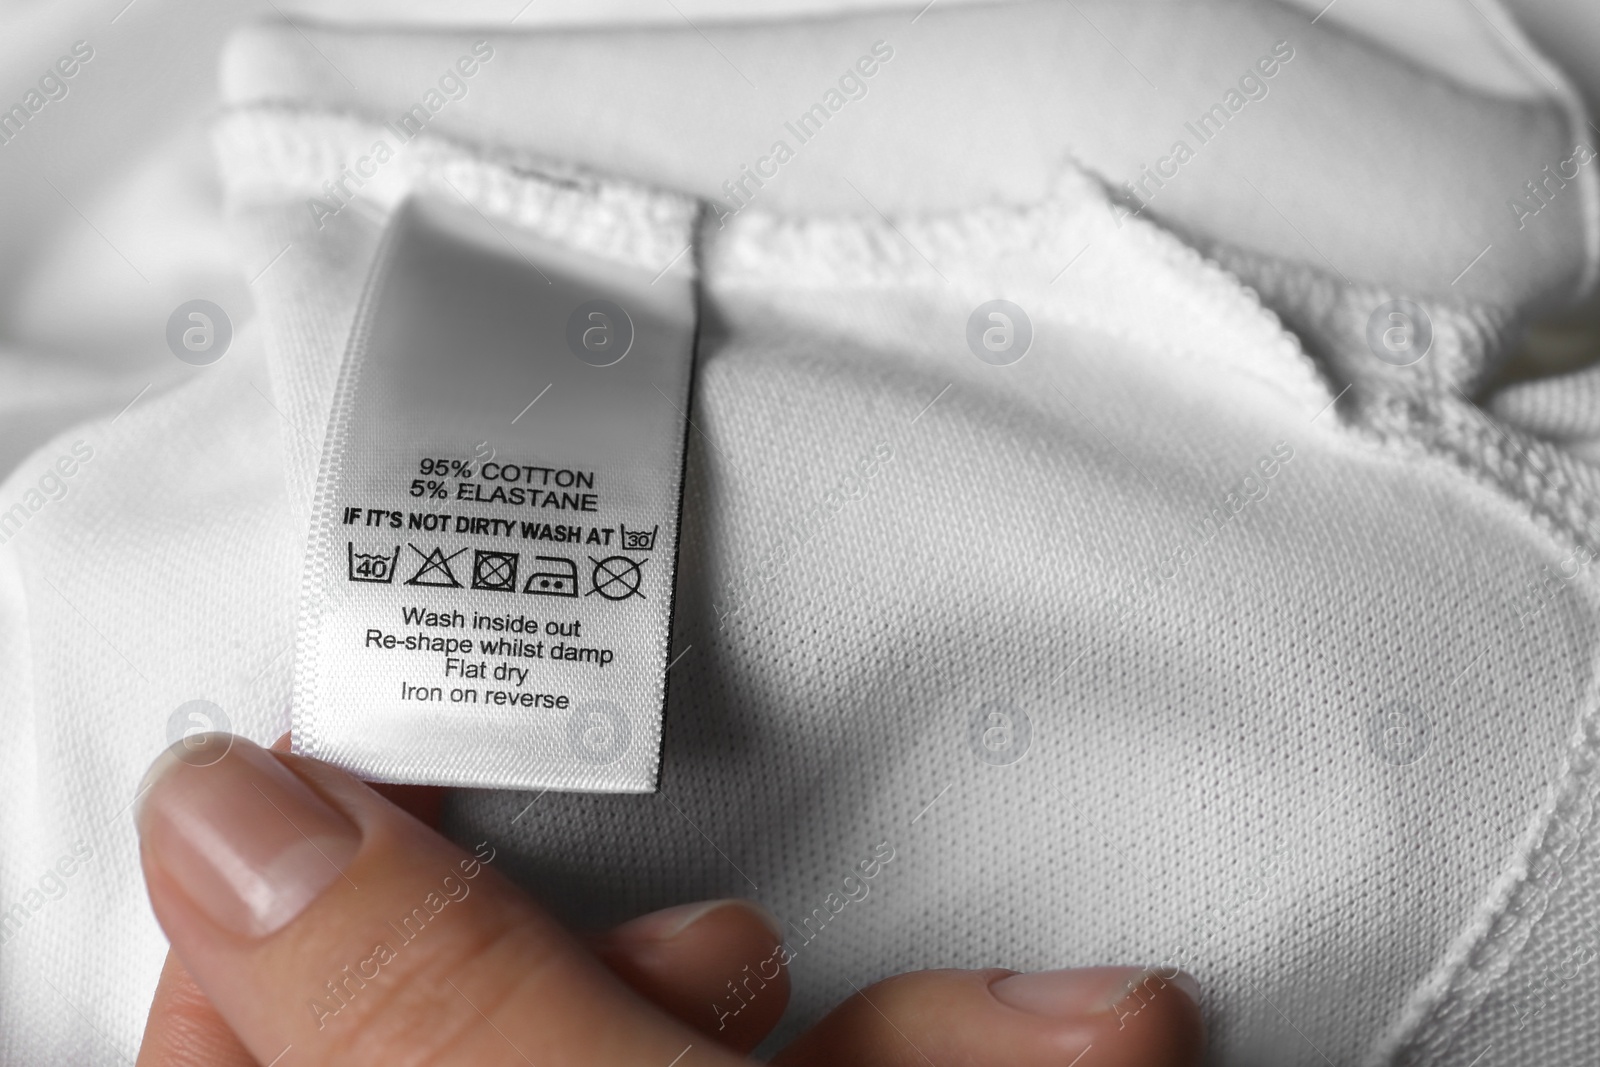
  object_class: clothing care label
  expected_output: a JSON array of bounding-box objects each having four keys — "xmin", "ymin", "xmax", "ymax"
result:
[{"xmin": 294, "ymin": 195, "xmax": 697, "ymax": 791}]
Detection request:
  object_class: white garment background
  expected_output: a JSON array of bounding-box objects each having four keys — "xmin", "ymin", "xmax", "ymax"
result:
[{"xmin": 4, "ymin": 2, "xmax": 1600, "ymax": 1066}]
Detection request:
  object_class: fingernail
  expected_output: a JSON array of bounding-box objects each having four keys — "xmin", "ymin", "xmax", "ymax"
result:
[
  {"xmin": 136, "ymin": 734, "xmax": 361, "ymax": 938},
  {"xmin": 991, "ymin": 967, "xmax": 1201, "ymax": 1019},
  {"xmin": 613, "ymin": 899, "xmax": 784, "ymax": 943}
]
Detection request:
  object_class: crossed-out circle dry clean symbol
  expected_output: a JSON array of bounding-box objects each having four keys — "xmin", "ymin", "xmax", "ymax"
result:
[{"xmin": 588, "ymin": 555, "xmax": 645, "ymax": 600}]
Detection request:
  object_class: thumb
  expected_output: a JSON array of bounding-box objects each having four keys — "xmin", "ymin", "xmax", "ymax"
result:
[
  {"xmin": 136, "ymin": 734, "xmax": 742, "ymax": 1067},
  {"xmin": 777, "ymin": 967, "xmax": 1203, "ymax": 1067}
]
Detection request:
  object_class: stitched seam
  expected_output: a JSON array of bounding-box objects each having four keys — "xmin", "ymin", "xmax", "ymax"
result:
[
  {"xmin": 707, "ymin": 163, "xmax": 1337, "ymax": 420},
  {"xmin": 1357, "ymin": 399, "xmax": 1600, "ymax": 1066},
  {"xmin": 212, "ymin": 105, "xmax": 699, "ymax": 276}
]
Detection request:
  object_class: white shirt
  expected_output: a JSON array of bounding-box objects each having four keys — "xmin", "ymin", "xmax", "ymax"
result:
[{"xmin": 2, "ymin": 1, "xmax": 1599, "ymax": 1064}]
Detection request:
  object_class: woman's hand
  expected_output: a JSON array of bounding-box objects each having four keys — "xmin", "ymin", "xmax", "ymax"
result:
[{"xmin": 134, "ymin": 734, "xmax": 1203, "ymax": 1066}]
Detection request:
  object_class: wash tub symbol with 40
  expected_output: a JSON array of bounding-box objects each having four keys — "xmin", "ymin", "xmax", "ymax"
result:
[
  {"xmin": 347, "ymin": 543, "xmax": 400, "ymax": 584},
  {"xmin": 618, "ymin": 524, "xmax": 657, "ymax": 552}
]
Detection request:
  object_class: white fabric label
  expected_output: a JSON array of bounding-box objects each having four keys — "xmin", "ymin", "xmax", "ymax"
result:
[{"xmin": 292, "ymin": 195, "xmax": 697, "ymax": 791}]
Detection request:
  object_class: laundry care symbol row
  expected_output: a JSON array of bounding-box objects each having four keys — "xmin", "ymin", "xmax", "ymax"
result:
[{"xmin": 345, "ymin": 536, "xmax": 651, "ymax": 602}]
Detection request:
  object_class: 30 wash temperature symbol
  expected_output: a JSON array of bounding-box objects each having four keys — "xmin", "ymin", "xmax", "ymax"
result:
[{"xmin": 618, "ymin": 524, "xmax": 657, "ymax": 552}]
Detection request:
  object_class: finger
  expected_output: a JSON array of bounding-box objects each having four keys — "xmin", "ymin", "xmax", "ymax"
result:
[
  {"xmin": 137, "ymin": 734, "xmax": 743, "ymax": 1067},
  {"xmin": 133, "ymin": 734, "xmax": 449, "ymax": 1067},
  {"xmin": 135, "ymin": 950, "xmax": 256, "ymax": 1067},
  {"xmin": 774, "ymin": 966, "xmax": 1204, "ymax": 1067},
  {"xmin": 136, "ymin": 896, "xmax": 788, "ymax": 1065},
  {"xmin": 141, "ymin": 749, "xmax": 778, "ymax": 1063},
  {"xmin": 591, "ymin": 899, "xmax": 791, "ymax": 1053},
  {"xmin": 135, "ymin": 725, "xmax": 301, "ymax": 1067}
]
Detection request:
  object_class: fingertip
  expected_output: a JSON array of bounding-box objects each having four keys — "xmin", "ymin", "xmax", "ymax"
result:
[
  {"xmin": 595, "ymin": 898, "xmax": 792, "ymax": 1052},
  {"xmin": 777, "ymin": 966, "xmax": 1204, "ymax": 1067},
  {"xmin": 989, "ymin": 967, "xmax": 1204, "ymax": 1066},
  {"xmin": 138, "ymin": 733, "xmax": 710, "ymax": 1067},
  {"xmin": 600, "ymin": 897, "xmax": 784, "ymax": 946},
  {"xmin": 137, "ymin": 734, "xmax": 362, "ymax": 941}
]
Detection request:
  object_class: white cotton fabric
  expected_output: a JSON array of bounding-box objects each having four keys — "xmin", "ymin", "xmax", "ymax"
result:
[{"xmin": 5, "ymin": 2, "xmax": 1600, "ymax": 1065}]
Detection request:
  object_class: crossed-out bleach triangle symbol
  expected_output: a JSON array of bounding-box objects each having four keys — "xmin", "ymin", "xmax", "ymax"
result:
[{"xmin": 405, "ymin": 544, "xmax": 468, "ymax": 588}]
